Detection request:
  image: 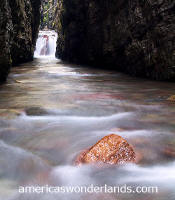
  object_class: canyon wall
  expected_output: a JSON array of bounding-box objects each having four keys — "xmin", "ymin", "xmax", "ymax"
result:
[
  {"xmin": 0, "ymin": 0, "xmax": 41, "ymax": 83},
  {"xmin": 55, "ymin": 0, "xmax": 175, "ymax": 81}
]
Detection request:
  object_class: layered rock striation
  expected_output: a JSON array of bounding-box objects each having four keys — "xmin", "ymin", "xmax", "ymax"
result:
[
  {"xmin": 0, "ymin": 0, "xmax": 41, "ymax": 83},
  {"xmin": 55, "ymin": 0, "xmax": 175, "ymax": 81}
]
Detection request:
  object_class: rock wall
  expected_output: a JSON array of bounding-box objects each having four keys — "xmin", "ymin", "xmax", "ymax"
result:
[
  {"xmin": 55, "ymin": 0, "xmax": 175, "ymax": 81},
  {"xmin": 0, "ymin": 0, "xmax": 12, "ymax": 83},
  {"xmin": 0, "ymin": 0, "xmax": 41, "ymax": 83}
]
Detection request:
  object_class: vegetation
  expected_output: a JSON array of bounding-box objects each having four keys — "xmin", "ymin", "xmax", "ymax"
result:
[{"xmin": 40, "ymin": 0, "xmax": 57, "ymax": 30}]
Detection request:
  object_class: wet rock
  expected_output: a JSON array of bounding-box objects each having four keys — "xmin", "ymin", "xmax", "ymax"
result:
[
  {"xmin": 75, "ymin": 134, "xmax": 136, "ymax": 165},
  {"xmin": 55, "ymin": 0, "xmax": 175, "ymax": 81},
  {"xmin": 75, "ymin": 149, "xmax": 89, "ymax": 166},
  {"xmin": 0, "ymin": 0, "xmax": 12, "ymax": 83},
  {"xmin": 0, "ymin": 0, "xmax": 41, "ymax": 83},
  {"xmin": 163, "ymin": 146, "xmax": 175, "ymax": 158},
  {"xmin": 25, "ymin": 107, "xmax": 50, "ymax": 116},
  {"xmin": 167, "ymin": 95, "xmax": 175, "ymax": 102},
  {"xmin": 9, "ymin": 0, "xmax": 41, "ymax": 65}
]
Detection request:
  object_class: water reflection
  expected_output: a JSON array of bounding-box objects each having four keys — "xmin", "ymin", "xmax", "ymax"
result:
[{"xmin": 0, "ymin": 58, "xmax": 175, "ymax": 200}]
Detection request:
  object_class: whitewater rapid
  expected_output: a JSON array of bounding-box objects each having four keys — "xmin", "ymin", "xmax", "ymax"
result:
[{"xmin": 34, "ymin": 30, "xmax": 58, "ymax": 58}]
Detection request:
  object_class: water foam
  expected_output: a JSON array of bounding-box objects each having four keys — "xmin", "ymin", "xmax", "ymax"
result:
[{"xmin": 34, "ymin": 31, "xmax": 58, "ymax": 58}]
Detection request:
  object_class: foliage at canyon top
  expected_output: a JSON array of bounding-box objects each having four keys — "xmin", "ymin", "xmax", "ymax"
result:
[{"xmin": 40, "ymin": 0, "xmax": 57, "ymax": 30}]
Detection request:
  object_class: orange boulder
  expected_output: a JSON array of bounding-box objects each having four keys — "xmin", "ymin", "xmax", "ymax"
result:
[{"xmin": 75, "ymin": 134, "xmax": 136, "ymax": 165}]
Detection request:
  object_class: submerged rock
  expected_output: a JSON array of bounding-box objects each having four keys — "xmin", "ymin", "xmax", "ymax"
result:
[
  {"xmin": 75, "ymin": 134, "xmax": 136, "ymax": 166},
  {"xmin": 163, "ymin": 145, "xmax": 175, "ymax": 158},
  {"xmin": 25, "ymin": 107, "xmax": 50, "ymax": 116}
]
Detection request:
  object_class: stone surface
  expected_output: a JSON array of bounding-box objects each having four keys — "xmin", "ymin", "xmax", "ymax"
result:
[
  {"xmin": 25, "ymin": 106, "xmax": 50, "ymax": 116},
  {"xmin": 163, "ymin": 145, "xmax": 175, "ymax": 158},
  {"xmin": 55, "ymin": 0, "xmax": 175, "ymax": 81},
  {"xmin": 75, "ymin": 134, "xmax": 136, "ymax": 165},
  {"xmin": 0, "ymin": 0, "xmax": 12, "ymax": 83},
  {"xmin": 0, "ymin": 0, "xmax": 41, "ymax": 83},
  {"xmin": 167, "ymin": 95, "xmax": 175, "ymax": 102}
]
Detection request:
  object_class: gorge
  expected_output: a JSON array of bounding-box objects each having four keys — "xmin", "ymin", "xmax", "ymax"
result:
[
  {"xmin": 0, "ymin": 0, "xmax": 175, "ymax": 82},
  {"xmin": 0, "ymin": 1, "xmax": 175, "ymax": 200},
  {"xmin": 55, "ymin": 0, "xmax": 175, "ymax": 80}
]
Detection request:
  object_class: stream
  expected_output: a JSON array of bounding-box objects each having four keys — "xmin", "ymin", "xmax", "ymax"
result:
[{"xmin": 0, "ymin": 32, "xmax": 175, "ymax": 200}]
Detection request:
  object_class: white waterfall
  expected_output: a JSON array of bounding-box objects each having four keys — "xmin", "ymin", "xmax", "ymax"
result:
[{"xmin": 34, "ymin": 30, "xmax": 58, "ymax": 58}]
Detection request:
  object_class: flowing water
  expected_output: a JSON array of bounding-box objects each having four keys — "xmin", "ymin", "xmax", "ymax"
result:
[
  {"xmin": 0, "ymin": 32, "xmax": 175, "ymax": 200},
  {"xmin": 34, "ymin": 31, "xmax": 57, "ymax": 58}
]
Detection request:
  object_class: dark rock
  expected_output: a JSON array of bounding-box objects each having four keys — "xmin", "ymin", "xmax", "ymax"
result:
[
  {"xmin": 0, "ymin": 0, "xmax": 13, "ymax": 83},
  {"xmin": 25, "ymin": 107, "xmax": 50, "ymax": 116},
  {"xmin": 0, "ymin": 0, "xmax": 41, "ymax": 83},
  {"xmin": 55, "ymin": 0, "xmax": 175, "ymax": 81}
]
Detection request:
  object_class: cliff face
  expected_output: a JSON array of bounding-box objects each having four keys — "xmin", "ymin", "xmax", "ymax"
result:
[
  {"xmin": 0, "ymin": 0, "xmax": 12, "ymax": 82},
  {"xmin": 55, "ymin": 0, "xmax": 175, "ymax": 81},
  {"xmin": 0, "ymin": 0, "xmax": 41, "ymax": 83}
]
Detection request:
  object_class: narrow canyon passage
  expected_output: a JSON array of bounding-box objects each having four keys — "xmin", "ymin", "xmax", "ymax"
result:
[
  {"xmin": 0, "ymin": 54, "xmax": 175, "ymax": 199},
  {"xmin": 0, "ymin": 1, "xmax": 174, "ymax": 199}
]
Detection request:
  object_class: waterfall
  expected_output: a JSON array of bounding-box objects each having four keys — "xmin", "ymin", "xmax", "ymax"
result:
[{"xmin": 34, "ymin": 30, "xmax": 58, "ymax": 58}]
